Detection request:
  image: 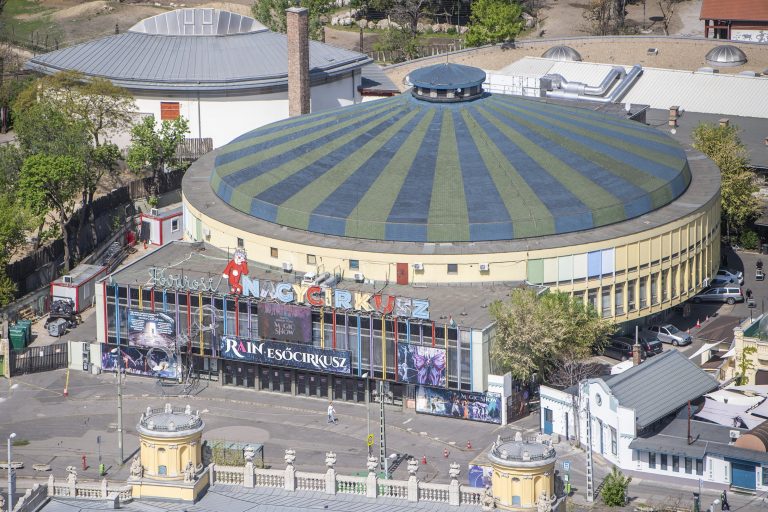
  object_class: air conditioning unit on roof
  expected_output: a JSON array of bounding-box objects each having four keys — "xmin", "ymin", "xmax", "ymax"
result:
[
  {"xmin": 479, "ymin": 263, "xmax": 490, "ymax": 272},
  {"xmin": 413, "ymin": 263, "xmax": 424, "ymax": 271},
  {"xmin": 150, "ymin": 208, "xmax": 159, "ymax": 216},
  {"xmin": 354, "ymin": 272, "xmax": 365, "ymax": 283},
  {"xmin": 282, "ymin": 262, "xmax": 293, "ymax": 273},
  {"xmin": 63, "ymin": 275, "xmax": 73, "ymax": 284}
]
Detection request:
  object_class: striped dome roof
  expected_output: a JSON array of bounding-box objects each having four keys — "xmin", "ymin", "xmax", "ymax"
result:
[{"xmin": 210, "ymin": 89, "xmax": 691, "ymax": 243}]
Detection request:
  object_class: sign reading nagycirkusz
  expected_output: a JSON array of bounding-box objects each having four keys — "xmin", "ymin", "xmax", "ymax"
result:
[{"xmin": 220, "ymin": 336, "xmax": 352, "ymax": 374}]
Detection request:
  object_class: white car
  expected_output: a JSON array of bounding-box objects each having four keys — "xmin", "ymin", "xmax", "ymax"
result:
[
  {"xmin": 647, "ymin": 324, "xmax": 692, "ymax": 347},
  {"xmin": 715, "ymin": 268, "xmax": 744, "ymax": 286}
]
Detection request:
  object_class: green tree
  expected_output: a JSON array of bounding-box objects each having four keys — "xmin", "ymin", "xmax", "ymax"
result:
[
  {"xmin": 17, "ymin": 155, "xmax": 84, "ymax": 271},
  {"xmin": 692, "ymin": 122, "xmax": 759, "ymax": 235},
  {"xmin": 601, "ymin": 466, "xmax": 631, "ymax": 506},
  {"xmin": 490, "ymin": 289, "xmax": 614, "ymax": 382},
  {"xmin": 465, "ymin": 0, "xmax": 524, "ymax": 47},
  {"xmin": 252, "ymin": 0, "xmax": 329, "ymax": 40},
  {"xmin": 737, "ymin": 345, "xmax": 757, "ymax": 385},
  {"xmin": 126, "ymin": 115, "xmax": 189, "ymax": 201},
  {"xmin": 373, "ymin": 28, "xmax": 420, "ymax": 62}
]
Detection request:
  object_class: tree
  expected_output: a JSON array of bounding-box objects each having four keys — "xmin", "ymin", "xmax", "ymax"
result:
[
  {"xmin": 17, "ymin": 155, "xmax": 84, "ymax": 271},
  {"xmin": 601, "ymin": 466, "xmax": 631, "ymax": 506},
  {"xmin": 737, "ymin": 345, "xmax": 757, "ymax": 385},
  {"xmin": 465, "ymin": 0, "xmax": 524, "ymax": 47},
  {"xmin": 490, "ymin": 289, "xmax": 614, "ymax": 382},
  {"xmin": 657, "ymin": 0, "xmax": 682, "ymax": 36},
  {"xmin": 252, "ymin": 0, "xmax": 329, "ymax": 40},
  {"xmin": 126, "ymin": 115, "xmax": 189, "ymax": 202},
  {"xmin": 548, "ymin": 353, "xmax": 603, "ymax": 448},
  {"xmin": 692, "ymin": 122, "xmax": 759, "ymax": 235},
  {"xmin": 373, "ymin": 28, "xmax": 420, "ymax": 62},
  {"xmin": 582, "ymin": 0, "xmax": 624, "ymax": 35}
]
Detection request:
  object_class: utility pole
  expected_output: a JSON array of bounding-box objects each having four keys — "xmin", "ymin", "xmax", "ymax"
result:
[
  {"xmin": 585, "ymin": 395, "xmax": 594, "ymax": 502},
  {"xmin": 117, "ymin": 350, "xmax": 124, "ymax": 465},
  {"xmin": 379, "ymin": 380, "xmax": 388, "ymax": 478}
]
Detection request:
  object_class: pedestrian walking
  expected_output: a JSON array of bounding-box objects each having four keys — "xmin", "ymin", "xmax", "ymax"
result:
[
  {"xmin": 327, "ymin": 401, "xmax": 337, "ymax": 424},
  {"xmin": 721, "ymin": 490, "xmax": 730, "ymax": 511}
]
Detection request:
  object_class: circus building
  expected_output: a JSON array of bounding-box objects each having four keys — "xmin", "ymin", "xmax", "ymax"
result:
[{"xmin": 94, "ymin": 62, "xmax": 720, "ymax": 412}]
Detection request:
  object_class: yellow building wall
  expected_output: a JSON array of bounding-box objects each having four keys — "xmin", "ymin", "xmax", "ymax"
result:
[
  {"xmin": 491, "ymin": 461, "xmax": 556, "ymax": 510},
  {"xmin": 131, "ymin": 469, "xmax": 209, "ymax": 502},
  {"xmin": 139, "ymin": 431, "xmax": 202, "ymax": 480},
  {"xmin": 183, "ymin": 191, "xmax": 719, "ymax": 323}
]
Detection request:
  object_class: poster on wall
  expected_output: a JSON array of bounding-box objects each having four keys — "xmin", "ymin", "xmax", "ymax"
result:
[
  {"xmin": 220, "ymin": 336, "xmax": 352, "ymax": 374},
  {"xmin": 415, "ymin": 386, "xmax": 502, "ymax": 424},
  {"xmin": 101, "ymin": 345, "xmax": 179, "ymax": 379},
  {"xmin": 127, "ymin": 310, "xmax": 176, "ymax": 349},
  {"xmin": 397, "ymin": 344, "xmax": 446, "ymax": 386},
  {"xmin": 468, "ymin": 465, "xmax": 493, "ymax": 488},
  {"xmin": 258, "ymin": 303, "xmax": 312, "ymax": 343}
]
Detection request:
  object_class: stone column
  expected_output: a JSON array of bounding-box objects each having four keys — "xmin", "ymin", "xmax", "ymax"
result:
[
  {"xmin": 284, "ymin": 449, "xmax": 296, "ymax": 492},
  {"xmin": 407, "ymin": 458, "xmax": 419, "ymax": 503},
  {"xmin": 209, "ymin": 463, "xmax": 216, "ymax": 486},
  {"xmin": 448, "ymin": 462, "xmax": 460, "ymax": 506},
  {"xmin": 244, "ymin": 461, "xmax": 254, "ymax": 488},
  {"xmin": 325, "ymin": 451, "xmax": 337, "ymax": 495},
  {"xmin": 47, "ymin": 475, "xmax": 55, "ymax": 497},
  {"xmin": 286, "ymin": 7, "xmax": 310, "ymax": 117},
  {"xmin": 101, "ymin": 478, "xmax": 108, "ymax": 498},
  {"xmin": 366, "ymin": 456, "xmax": 378, "ymax": 499}
]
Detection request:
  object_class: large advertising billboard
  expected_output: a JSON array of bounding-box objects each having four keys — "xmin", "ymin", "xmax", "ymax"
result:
[
  {"xmin": 396, "ymin": 344, "xmax": 446, "ymax": 386},
  {"xmin": 258, "ymin": 303, "xmax": 312, "ymax": 343},
  {"xmin": 101, "ymin": 345, "xmax": 179, "ymax": 379},
  {"xmin": 127, "ymin": 310, "xmax": 176, "ymax": 350},
  {"xmin": 415, "ymin": 386, "xmax": 502, "ymax": 424},
  {"xmin": 220, "ymin": 336, "xmax": 351, "ymax": 374}
]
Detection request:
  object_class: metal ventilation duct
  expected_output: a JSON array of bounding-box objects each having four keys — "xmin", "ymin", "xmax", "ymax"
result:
[{"xmin": 541, "ymin": 65, "xmax": 643, "ymax": 104}]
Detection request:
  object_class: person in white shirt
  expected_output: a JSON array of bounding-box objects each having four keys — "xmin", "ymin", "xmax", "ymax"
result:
[{"xmin": 327, "ymin": 402, "xmax": 337, "ymax": 424}]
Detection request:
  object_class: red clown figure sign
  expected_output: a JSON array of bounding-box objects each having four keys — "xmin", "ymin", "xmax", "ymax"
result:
[{"xmin": 223, "ymin": 248, "xmax": 249, "ymax": 294}]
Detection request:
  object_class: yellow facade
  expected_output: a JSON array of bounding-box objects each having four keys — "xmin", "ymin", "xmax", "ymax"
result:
[
  {"xmin": 731, "ymin": 323, "xmax": 768, "ymax": 385},
  {"xmin": 131, "ymin": 470, "xmax": 209, "ymax": 502},
  {"xmin": 183, "ymin": 189, "xmax": 719, "ymax": 324},
  {"xmin": 139, "ymin": 430, "xmax": 202, "ymax": 480},
  {"xmin": 491, "ymin": 461, "xmax": 556, "ymax": 510}
]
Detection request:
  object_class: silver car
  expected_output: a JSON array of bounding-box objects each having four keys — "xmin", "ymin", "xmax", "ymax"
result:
[
  {"xmin": 692, "ymin": 287, "xmax": 743, "ymax": 305},
  {"xmin": 647, "ymin": 324, "xmax": 692, "ymax": 346}
]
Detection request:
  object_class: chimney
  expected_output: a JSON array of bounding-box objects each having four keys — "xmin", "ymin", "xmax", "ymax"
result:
[
  {"xmin": 286, "ymin": 7, "xmax": 310, "ymax": 117},
  {"xmin": 632, "ymin": 326, "xmax": 642, "ymax": 366},
  {"xmin": 668, "ymin": 106, "xmax": 679, "ymax": 127},
  {"xmin": 719, "ymin": 118, "xmax": 730, "ymax": 128}
]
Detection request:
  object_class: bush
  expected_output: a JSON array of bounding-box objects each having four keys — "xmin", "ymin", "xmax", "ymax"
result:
[
  {"xmin": 739, "ymin": 230, "xmax": 760, "ymax": 250},
  {"xmin": 601, "ymin": 466, "xmax": 631, "ymax": 506}
]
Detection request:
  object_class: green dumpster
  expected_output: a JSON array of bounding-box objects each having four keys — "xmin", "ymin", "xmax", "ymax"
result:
[
  {"xmin": 16, "ymin": 320, "xmax": 32, "ymax": 344},
  {"xmin": 9, "ymin": 327, "xmax": 26, "ymax": 350}
]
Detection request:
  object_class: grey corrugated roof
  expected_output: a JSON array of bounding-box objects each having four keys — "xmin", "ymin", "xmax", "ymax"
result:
[
  {"xmin": 130, "ymin": 8, "xmax": 266, "ymax": 35},
  {"xmin": 604, "ymin": 349, "xmax": 719, "ymax": 429},
  {"xmin": 359, "ymin": 63, "xmax": 400, "ymax": 94},
  {"xmin": 25, "ymin": 30, "xmax": 371, "ymax": 93}
]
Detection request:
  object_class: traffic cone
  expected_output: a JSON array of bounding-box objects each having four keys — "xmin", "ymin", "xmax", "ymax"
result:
[
  {"xmin": 443, "ymin": 448, "xmax": 449, "ymax": 458},
  {"xmin": 466, "ymin": 440, "xmax": 472, "ymax": 450},
  {"xmin": 696, "ymin": 318, "xmax": 701, "ymax": 328},
  {"xmin": 63, "ymin": 388, "xmax": 68, "ymax": 397},
  {"xmin": 422, "ymin": 455, "xmax": 427, "ymax": 465}
]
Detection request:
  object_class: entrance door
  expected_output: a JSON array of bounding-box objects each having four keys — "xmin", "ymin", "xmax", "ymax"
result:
[
  {"xmin": 396, "ymin": 263, "xmax": 408, "ymax": 285},
  {"xmin": 543, "ymin": 408, "xmax": 553, "ymax": 434},
  {"xmin": 140, "ymin": 221, "xmax": 151, "ymax": 242},
  {"xmin": 731, "ymin": 461, "xmax": 757, "ymax": 490}
]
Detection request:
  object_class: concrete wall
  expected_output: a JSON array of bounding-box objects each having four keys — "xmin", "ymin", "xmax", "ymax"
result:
[
  {"xmin": 131, "ymin": 73, "xmax": 360, "ymax": 149},
  {"xmin": 183, "ymin": 186, "xmax": 720, "ymax": 324}
]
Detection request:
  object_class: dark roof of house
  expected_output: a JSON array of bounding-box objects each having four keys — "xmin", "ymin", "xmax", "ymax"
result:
[
  {"xmin": 630, "ymin": 414, "xmax": 768, "ymax": 465},
  {"xmin": 24, "ymin": 10, "xmax": 371, "ymax": 93},
  {"xmin": 603, "ymin": 349, "xmax": 719, "ymax": 429},
  {"xmin": 359, "ymin": 63, "xmax": 400, "ymax": 95},
  {"xmin": 700, "ymin": 0, "xmax": 768, "ymax": 22},
  {"xmin": 408, "ymin": 63, "xmax": 487, "ymax": 90}
]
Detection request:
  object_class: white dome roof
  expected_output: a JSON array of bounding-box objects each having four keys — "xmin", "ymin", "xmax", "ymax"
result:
[
  {"xmin": 541, "ymin": 45, "xmax": 582, "ymax": 61},
  {"xmin": 705, "ymin": 45, "xmax": 747, "ymax": 67}
]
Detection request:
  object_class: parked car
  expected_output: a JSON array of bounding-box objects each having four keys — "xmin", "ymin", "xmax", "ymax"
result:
[
  {"xmin": 716, "ymin": 268, "xmax": 744, "ymax": 286},
  {"xmin": 637, "ymin": 334, "xmax": 664, "ymax": 356},
  {"xmin": 647, "ymin": 324, "xmax": 692, "ymax": 346},
  {"xmin": 692, "ymin": 287, "xmax": 744, "ymax": 305},
  {"xmin": 604, "ymin": 337, "xmax": 646, "ymax": 361}
]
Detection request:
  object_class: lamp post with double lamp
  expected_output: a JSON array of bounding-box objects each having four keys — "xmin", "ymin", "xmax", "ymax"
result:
[{"xmin": 7, "ymin": 432, "xmax": 16, "ymax": 512}]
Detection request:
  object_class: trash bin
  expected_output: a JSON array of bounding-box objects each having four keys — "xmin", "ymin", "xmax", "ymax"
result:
[
  {"xmin": 47, "ymin": 318, "xmax": 68, "ymax": 337},
  {"xmin": 99, "ymin": 463, "xmax": 106, "ymax": 476},
  {"xmin": 16, "ymin": 320, "xmax": 32, "ymax": 343},
  {"xmin": 9, "ymin": 327, "xmax": 26, "ymax": 350}
]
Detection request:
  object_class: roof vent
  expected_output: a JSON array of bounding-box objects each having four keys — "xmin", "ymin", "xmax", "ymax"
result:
[
  {"xmin": 541, "ymin": 45, "xmax": 582, "ymax": 62},
  {"xmin": 705, "ymin": 45, "xmax": 747, "ymax": 67},
  {"xmin": 738, "ymin": 70, "xmax": 758, "ymax": 77},
  {"xmin": 696, "ymin": 67, "xmax": 717, "ymax": 74}
]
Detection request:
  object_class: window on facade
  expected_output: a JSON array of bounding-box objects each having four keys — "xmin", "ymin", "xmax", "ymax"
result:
[
  {"xmin": 350, "ymin": 260, "xmax": 360, "ymax": 270},
  {"xmin": 614, "ymin": 284, "xmax": 624, "ymax": 316},
  {"xmin": 270, "ymin": 247, "xmax": 278, "ymax": 258},
  {"xmin": 588, "ymin": 288, "xmax": 598, "ymax": 312},
  {"xmin": 573, "ymin": 290, "xmax": 585, "ymax": 305},
  {"xmin": 671, "ymin": 266, "xmax": 678, "ymax": 298},
  {"xmin": 763, "ymin": 466, "xmax": 768, "ymax": 486},
  {"xmin": 672, "ymin": 455, "xmax": 679, "ymax": 472},
  {"xmin": 648, "ymin": 452, "xmax": 656, "ymax": 469},
  {"xmin": 447, "ymin": 264, "xmax": 458, "ymax": 274},
  {"xmin": 171, "ymin": 219, "xmax": 179, "ymax": 232},
  {"xmin": 160, "ymin": 101, "xmax": 180, "ymax": 120},
  {"xmin": 685, "ymin": 458, "xmax": 692, "ymax": 474},
  {"xmin": 610, "ymin": 426, "xmax": 617, "ymax": 455},
  {"xmin": 661, "ymin": 269, "xmax": 669, "ymax": 302},
  {"xmin": 660, "ymin": 454, "xmax": 667, "ymax": 470},
  {"xmin": 696, "ymin": 459, "xmax": 703, "ymax": 475},
  {"xmin": 639, "ymin": 277, "xmax": 648, "ymax": 308},
  {"xmin": 307, "ymin": 254, "xmax": 316, "ymax": 265},
  {"xmin": 627, "ymin": 280, "xmax": 636, "ymax": 311},
  {"xmin": 651, "ymin": 273, "xmax": 659, "ymax": 305},
  {"xmin": 237, "ymin": 237, "xmax": 244, "ymax": 248},
  {"xmin": 601, "ymin": 287, "xmax": 612, "ymax": 318}
]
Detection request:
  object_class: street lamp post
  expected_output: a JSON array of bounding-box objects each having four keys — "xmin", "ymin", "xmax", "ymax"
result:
[
  {"xmin": 110, "ymin": 347, "xmax": 125, "ymax": 465},
  {"xmin": 362, "ymin": 373, "xmax": 370, "ymax": 457},
  {"xmin": 7, "ymin": 432, "xmax": 16, "ymax": 512}
]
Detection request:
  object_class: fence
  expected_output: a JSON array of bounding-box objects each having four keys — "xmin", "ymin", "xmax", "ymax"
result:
[
  {"xmin": 47, "ymin": 474, "xmax": 132, "ymax": 503},
  {"xmin": 9, "ymin": 342, "xmax": 69, "ymax": 377},
  {"xmin": 366, "ymin": 41, "xmax": 465, "ymax": 64},
  {"xmin": 210, "ymin": 450, "xmax": 487, "ymax": 507}
]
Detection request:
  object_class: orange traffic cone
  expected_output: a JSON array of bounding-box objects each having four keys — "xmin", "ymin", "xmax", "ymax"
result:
[
  {"xmin": 467, "ymin": 440, "xmax": 472, "ymax": 450},
  {"xmin": 443, "ymin": 448, "xmax": 449, "ymax": 458},
  {"xmin": 696, "ymin": 318, "xmax": 701, "ymax": 328},
  {"xmin": 422, "ymin": 455, "xmax": 427, "ymax": 465}
]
